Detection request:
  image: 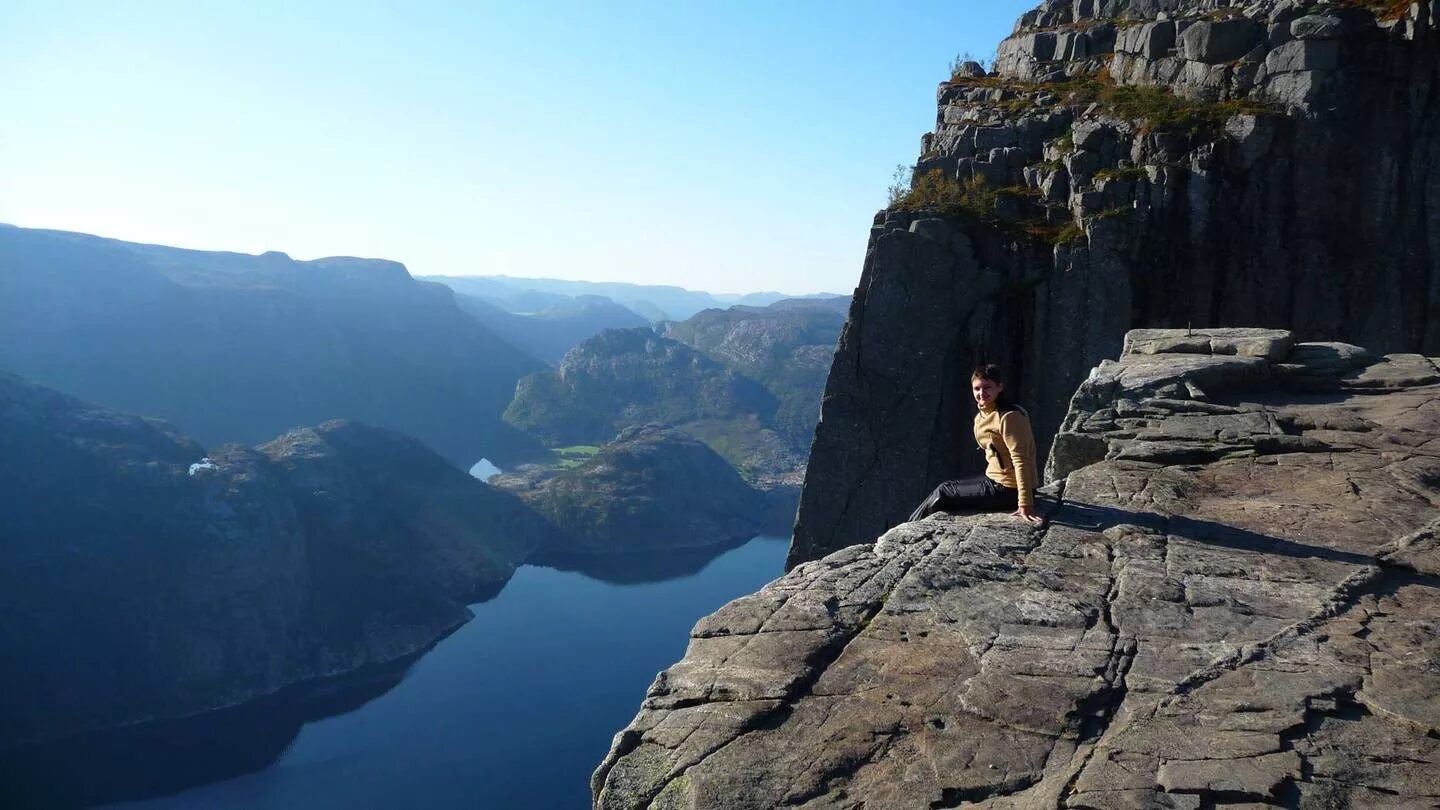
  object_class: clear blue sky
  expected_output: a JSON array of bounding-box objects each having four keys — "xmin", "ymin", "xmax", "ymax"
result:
[{"xmin": 1, "ymin": 1, "xmax": 1033, "ymax": 295}]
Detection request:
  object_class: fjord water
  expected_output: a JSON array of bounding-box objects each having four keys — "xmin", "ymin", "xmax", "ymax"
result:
[{"xmin": 109, "ymin": 535, "xmax": 788, "ymax": 810}]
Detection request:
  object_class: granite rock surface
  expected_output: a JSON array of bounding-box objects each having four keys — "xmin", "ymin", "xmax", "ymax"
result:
[{"xmin": 594, "ymin": 330, "xmax": 1440, "ymax": 809}]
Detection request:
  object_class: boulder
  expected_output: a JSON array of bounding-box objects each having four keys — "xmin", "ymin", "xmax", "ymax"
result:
[
  {"xmin": 1265, "ymin": 38, "xmax": 1341, "ymax": 73},
  {"xmin": 1123, "ymin": 327, "xmax": 1294, "ymax": 361},
  {"xmin": 1291, "ymin": 14, "xmax": 1347, "ymax": 40},
  {"xmin": 1177, "ymin": 18, "xmax": 1260, "ymax": 64}
]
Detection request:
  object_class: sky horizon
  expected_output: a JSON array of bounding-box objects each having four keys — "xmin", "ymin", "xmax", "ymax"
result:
[{"xmin": 1, "ymin": 1, "xmax": 1034, "ymax": 296}]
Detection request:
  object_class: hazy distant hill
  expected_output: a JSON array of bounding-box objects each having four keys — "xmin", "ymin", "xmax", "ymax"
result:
[
  {"xmin": 503, "ymin": 298, "xmax": 847, "ymax": 484},
  {"xmin": 503, "ymin": 328, "xmax": 777, "ymax": 447},
  {"xmin": 428, "ymin": 273, "xmax": 844, "ymax": 323},
  {"xmin": 0, "ymin": 225, "xmax": 543, "ymax": 465},
  {"xmin": 422, "ymin": 275, "xmax": 584, "ymax": 314},
  {"xmin": 445, "ymin": 288, "xmax": 651, "ymax": 365},
  {"xmin": 661, "ymin": 297, "xmax": 850, "ymax": 445}
]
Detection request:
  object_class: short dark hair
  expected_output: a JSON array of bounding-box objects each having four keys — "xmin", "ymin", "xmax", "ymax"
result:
[{"xmin": 971, "ymin": 363, "xmax": 1005, "ymax": 385}]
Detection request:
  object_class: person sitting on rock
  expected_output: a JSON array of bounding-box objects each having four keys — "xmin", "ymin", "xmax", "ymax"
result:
[{"xmin": 908, "ymin": 363, "xmax": 1042, "ymax": 526}]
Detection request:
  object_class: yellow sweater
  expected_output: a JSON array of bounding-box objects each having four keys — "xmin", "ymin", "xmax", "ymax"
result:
[{"xmin": 973, "ymin": 405, "xmax": 1037, "ymax": 508}]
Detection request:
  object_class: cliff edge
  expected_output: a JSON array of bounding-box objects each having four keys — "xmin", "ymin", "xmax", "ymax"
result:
[
  {"xmin": 593, "ymin": 329, "xmax": 1440, "ymax": 808},
  {"xmin": 790, "ymin": 0, "xmax": 1440, "ymax": 568}
]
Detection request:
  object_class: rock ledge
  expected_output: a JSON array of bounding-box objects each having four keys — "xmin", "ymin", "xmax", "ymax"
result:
[{"xmin": 594, "ymin": 329, "xmax": 1440, "ymax": 809}]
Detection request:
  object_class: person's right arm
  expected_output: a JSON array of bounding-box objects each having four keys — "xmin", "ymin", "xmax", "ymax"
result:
[{"xmin": 1000, "ymin": 411, "xmax": 1041, "ymax": 524}]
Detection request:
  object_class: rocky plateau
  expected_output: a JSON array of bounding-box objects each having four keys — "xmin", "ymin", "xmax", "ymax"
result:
[{"xmin": 594, "ymin": 329, "xmax": 1440, "ymax": 809}]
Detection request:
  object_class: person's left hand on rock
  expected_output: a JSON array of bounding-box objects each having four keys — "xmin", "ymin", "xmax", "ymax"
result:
[{"xmin": 1012, "ymin": 505, "xmax": 1043, "ymax": 526}]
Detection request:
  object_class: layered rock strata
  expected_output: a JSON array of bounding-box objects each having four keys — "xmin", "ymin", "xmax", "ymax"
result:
[
  {"xmin": 594, "ymin": 329, "xmax": 1440, "ymax": 809},
  {"xmin": 791, "ymin": 0, "xmax": 1440, "ymax": 567}
]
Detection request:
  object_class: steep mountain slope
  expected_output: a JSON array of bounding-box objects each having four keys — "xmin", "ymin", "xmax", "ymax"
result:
[
  {"xmin": 661, "ymin": 297, "xmax": 849, "ymax": 446},
  {"xmin": 504, "ymin": 296, "xmax": 848, "ymax": 484},
  {"xmin": 0, "ymin": 225, "xmax": 543, "ymax": 466},
  {"xmin": 0, "ymin": 371, "xmax": 548, "ymax": 755},
  {"xmin": 503, "ymin": 327, "xmax": 780, "ymax": 453},
  {"xmin": 792, "ymin": 0, "xmax": 1440, "ymax": 567}
]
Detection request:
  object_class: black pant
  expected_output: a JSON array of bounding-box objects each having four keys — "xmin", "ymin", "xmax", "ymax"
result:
[{"xmin": 908, "ymin": 475, "xmax": 1018, "ymax": 522}]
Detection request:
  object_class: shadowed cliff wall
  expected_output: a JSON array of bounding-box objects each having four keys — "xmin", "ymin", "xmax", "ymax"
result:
[{"xmin": 790, "ymin": 0, "xmax": 1440, "ymax": 568}]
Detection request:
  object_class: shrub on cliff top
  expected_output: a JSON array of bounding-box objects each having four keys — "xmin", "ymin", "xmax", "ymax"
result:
[
  {"xmin": 1337, "ymin": 0, "xmax": 1414, "ymax": 21},
  {"xmin": 943, "ymin": 69, "xmax": 1270, "ymax": 136},
  {"xmin": 892, "ymin": 171, "xmax": 1081, "ymax": 246},
  {"xmin": 1057, "ymin": 70, "xmax": 1269, "ymax": 134},
  {"xmin": 892, "ymin": 170, "xmax": 998, "ymax": 219}
]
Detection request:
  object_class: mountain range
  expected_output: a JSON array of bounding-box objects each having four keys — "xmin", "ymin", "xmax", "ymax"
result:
[
  {"xmin": 0, "ymin": 225, "xmax": 541, "ymax": 467},
  {"xmin": 425, "ymin": 273, "xmax": 844, "ymax": 323}
]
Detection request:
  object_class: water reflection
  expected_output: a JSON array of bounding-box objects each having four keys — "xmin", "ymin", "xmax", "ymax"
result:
[
  {"xmin": 531, "ymin": 534, "xmax": 758, "ymax": 584},
  {"xmin": 9, "ymin": 535, "xmax": 787, "ymax": 809},
  {"xmin": 2, "ymin": 650, "xmax": 432, "ymax": 809}
]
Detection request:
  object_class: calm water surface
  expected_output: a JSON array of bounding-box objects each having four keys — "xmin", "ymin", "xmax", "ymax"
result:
[{"xmin": 110, "ymin": 535, "xmax": 788, "ymax": 810}]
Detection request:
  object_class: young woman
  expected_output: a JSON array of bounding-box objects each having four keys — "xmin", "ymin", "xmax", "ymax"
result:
[{"xmin": 908, "ymin": 364, "xmax": 1043, "ymax": 525}]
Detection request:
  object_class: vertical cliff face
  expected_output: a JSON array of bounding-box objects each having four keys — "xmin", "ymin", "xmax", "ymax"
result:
[{"xmin": 791, "ymin": 0, "xmax": 1440, "ymax": 568}]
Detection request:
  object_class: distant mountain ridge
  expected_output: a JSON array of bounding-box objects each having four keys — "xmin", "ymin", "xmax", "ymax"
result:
[
  {"xmin": 0, "ymin": 224, "xmax": 543, "ymax": 466},
  {"xmin": 445, "ymin": 288, "xmax": 652, "ymax": 365},
  {"xmin": 425, "ymin": 273, "xmax": 845, "ymax": 323}
]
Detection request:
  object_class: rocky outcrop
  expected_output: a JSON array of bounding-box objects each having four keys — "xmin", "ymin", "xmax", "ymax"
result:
[
  {"xmin": 0, "ymin": 372, "xmax": 546, "ymax": 753},
  {"xmin": 0, "ymin": 225, "xmax": 542, "ymax": 466},
  {"xmin": 791, "ymin": 0, "xmax": 1440, "ymax": 567},
  {"xmin": 492, "ymin": 424, "xmax": 768, "ymax": 555},
  {"xmin": 594, "ymin": 330, "xmax": 1440, "ymax": 809}
]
